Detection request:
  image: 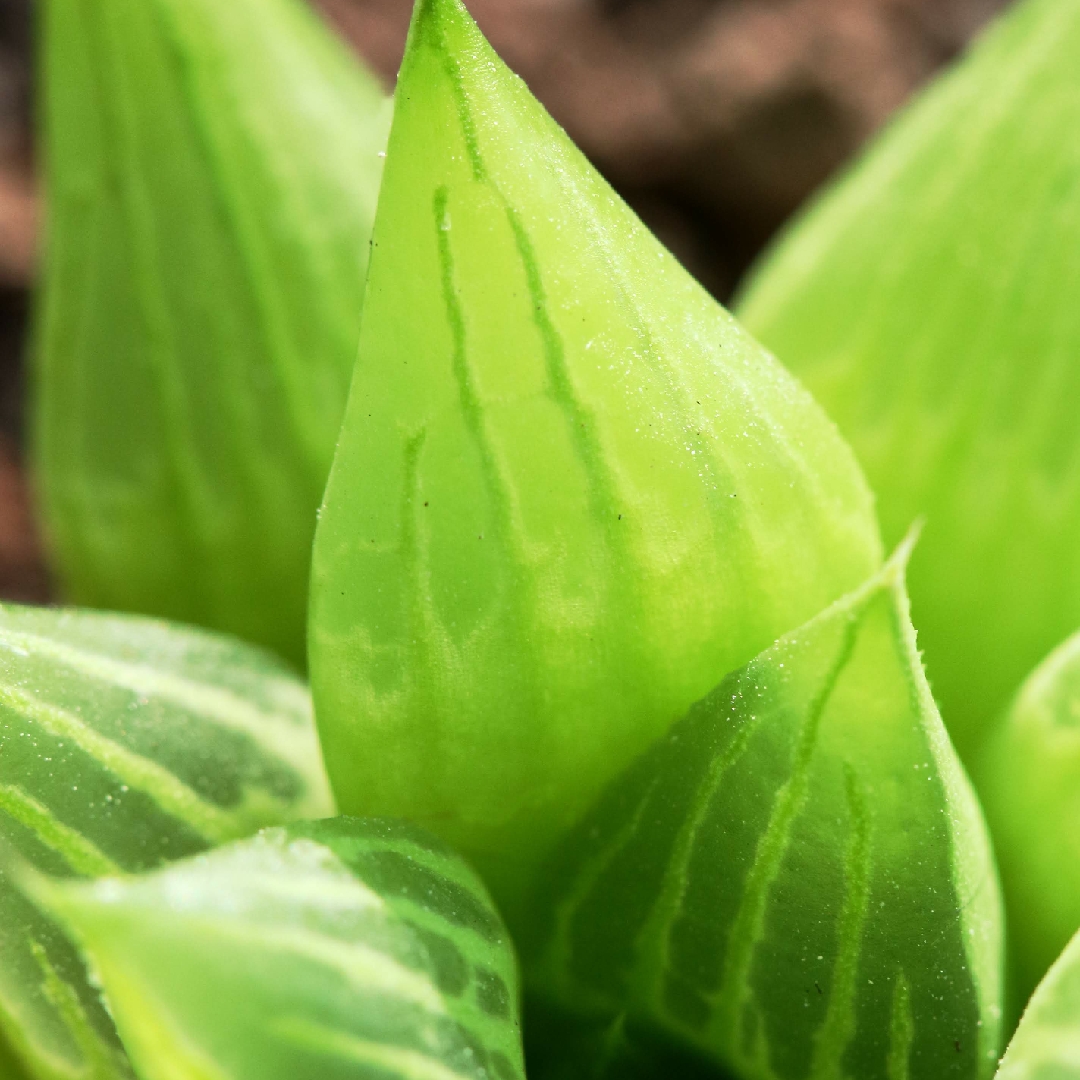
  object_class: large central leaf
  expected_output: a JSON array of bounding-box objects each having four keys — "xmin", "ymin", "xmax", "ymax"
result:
[{"xmin": 309, "ymin": 0, "xmax": 882, "ymax": 922}]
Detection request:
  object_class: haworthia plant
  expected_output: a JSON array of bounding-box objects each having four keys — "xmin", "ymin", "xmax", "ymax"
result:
[
  {"xmin": 996, "ymin": 928, "xmax": 1080, "ymax": 1080},
  {"xmin": 525, "ymin": 548, "xmax": 1003, "ymax": 1080},
  {"xmin": 25, "ymin": 817, "xmax": 525, "ymax": 1080},
  {"xmin": 35, "ymin": 0, "xmax": 389, "ymax": 668},
  {"xmin": 737, "ymin": 0, "xmax": 1080, "ymax": 758},
  {"xmin": 308, "ymin": 0, "xmax": 883, "ymax": 922},
  {"xmin": 977, "ymin": 631, "xmax": 1080, "ymax": 1003},
  {"xmin": 0, "ymin": 605, "xmax": 332, "ymax": 1080}
]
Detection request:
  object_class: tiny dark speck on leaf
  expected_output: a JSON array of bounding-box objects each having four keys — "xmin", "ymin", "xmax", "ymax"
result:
[
  {"xmin": 618, "ymin": 514, "xmax": 622, "ymax": 520},
  {"xmin": 424, "ymin": 502, "xmax": 429, "ymax": 507},
  {"xmin": 814, "ymin": 982, "xmax": 822, "ymax": 995},
  {"xmin": 954, "ymin": 1041, "xmax": 962, "ymax": 1053}
]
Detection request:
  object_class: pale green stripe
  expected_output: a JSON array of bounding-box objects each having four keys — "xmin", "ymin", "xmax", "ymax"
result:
[
  {"xmin": 887, "ymin": 975, "xmax": 914, "ymax": 1080},
  {"xmin": 0, "ymin": 683, "xmax": 234, "ymax": 844},
  {"xmin": 0, "ymin": 626, "xmax": 314, "ymax": 766},
  {"xmin": 0, "ymin": 782, "xmax": 120, "ymax": 877},
  {"xmin": 277, "ymin": 1018, "xmax": 473, "ymax": 1080},
  {"xmin": 199, "ymin": 922, "xmax": 444, "ymax": 1013},
  {"xmin": 709, "ymin": 612, "xmax": 863, "ymax": 1045},
  {"xmin": 809, "ymin": 768, "xmax": 872, "ymax": 1080}
]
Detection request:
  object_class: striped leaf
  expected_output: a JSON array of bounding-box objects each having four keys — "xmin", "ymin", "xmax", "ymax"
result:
[
  {"xmin": 997, "ymin": 928, "xmax": 1080, "ymax": 1080},
  {"xmin": 34, "ymin": 0, "xmax": 389, "ymax": 668},
  {"xmin": 308, "ymin": 0, "xmax": 883, "ymax": 926},
  {"xmin": 737, "ymin": 0, "xmax": 1080, "ymax": 759},
  {"xmin": 26, "ymin": 817, "xmax": 525, "ymax": 1080},
  {"xmin": 526, "ymin": 547, "xmax": 1004, "ymax": 1080},
  {"xmin": 977, "ymin": 631, "xmax": 1080, "ymax": 1003},
  {"xmin": 0, "ymin": 604, "xmax": 333, "ymax": 1080}
]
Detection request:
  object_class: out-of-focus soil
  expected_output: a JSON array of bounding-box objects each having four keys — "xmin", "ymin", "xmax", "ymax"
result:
[{"xmin": 0, "ymin": 0, "xmax": 1011, "ymax": 602}]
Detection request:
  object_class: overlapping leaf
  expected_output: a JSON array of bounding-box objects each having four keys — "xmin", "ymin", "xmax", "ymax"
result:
[
  {"xmin": 978, "ymin": 631, "xmax": 1080, "ymax": 1002},
  {"xmin": 738, "ymin": 0, "xmax": 1080, "ymax": 757},
  {"xmin": 0, "ymin": 605, "xmax": 332, "ymax": 1080},
  {"xmin": 35, "ymin": 0, "xmax": 388, "ymax": 667},
  {"xmin": 526, "ymin": 550, "xmax": 1003, "ymax": 1080},
  {"xmin": 28, "ymin": 817, "xmax": 525, "ymax": 1080},
  {"xmin": 309, "ymin": 0, "xmax": 882, "ymax": 922},
  {"xmin": 996, "ymin": 928, "xmax": 1080, "ymax": 1080}
]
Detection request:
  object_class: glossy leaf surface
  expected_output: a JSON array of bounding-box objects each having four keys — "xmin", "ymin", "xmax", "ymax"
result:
[
  {"xmin": 997, "ymin": 928, "xmax": 1080, "ymax": 1080},
  {"xmin": 527, "ymin": 551, "xmax": 1003, "ymax": 1080},
  {"xmin": 309, "ymin": 0, "xmax": 883, "ymax": 919},
  {"xmin": 35, "ymin": 0, "xmax": 388, "ymax": 667},
  {"xmin": 30, "ymin": 817, "xmax": 525, "ymax": 1080},
  {"xmin": 0, "ymin": 605, "xmax": 332, "ymax": 1080},
  {"xmin": 737, "ymin": 0, "xmax": 1080, "ymax": 757},
  {"xmin": 977, "ymin": 631, "xmax": 1080, "ymax": 1002}
]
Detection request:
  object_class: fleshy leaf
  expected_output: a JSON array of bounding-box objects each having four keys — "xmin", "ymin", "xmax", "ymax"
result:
[
  {"xmin": 996, "ymin": 928, "xmax": 1080, "ymax": 1080},
  {"xmin": 977, "ymin": 631, "xmax": 1080, "ymax": 1003},
  {"xmin": 27, "ymin": 817, "xmax": 525, "ymax": 1080},
  {"xmin": 308, "ymin": 0, "xmax": 883, "ymax": 921},
  {"xmin": 737, "ymin": 0, "xmax": 1080, "ymax": 757},
  {"xmin": 526, "ymin": 547, "xmax": 1003, "ymax": 1080},
  {"xmin": 34, "ymin": 0, "xmax": 389, "ymax": 667},
  {"xmin": 0, "ymin": 605, "xmax": 332, "ymax": 1080}
]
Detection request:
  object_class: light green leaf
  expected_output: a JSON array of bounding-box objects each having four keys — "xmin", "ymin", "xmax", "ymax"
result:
[
  {"xmin": 308, "ymin": 0, "xmax": 883, "ymax": 923},
  {"xmin": 34, "ymin": 0, "xmax": 389, "ymax": 668},
  {"xmin": 977, "ymin": 631, "xmax": 1080, "ymax": 1003},
  {"xmin": 27, "ymin": 817, "xmax": 525, "ymax": 1080},
  {"xmin": 737, "ymin": 0, "xmax": 1080, "ymax": 758},
  {"xmin": 0, "ymin": 605, "xmax": 332, "ymax": 1080},
  {"xmin": 997, "ymin": 928, "xmax": 1080, "ymax": 1080},
  {"xmin": 526, "ymin": 547, "xmax": 1003, "ymax": 1080}
]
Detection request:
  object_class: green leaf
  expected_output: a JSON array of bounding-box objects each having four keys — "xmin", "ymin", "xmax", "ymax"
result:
[
  {"xmin": 977, "ymin": 632, "xmax": 1080, "ymax": 1003},
  {"xmin": 736, "ymin": 0, "xmax": 1080, "ymax": 758},
  {"xmin": 34, "ymin": 0, "xmax": 389, "ymax": 668},
  {"xmin": 525, "ymin": 546, "xmax": 1003, "ymax": 1080},
  {"xmin": 0, "ymin": 605, "xmax": 332, "ymax": 1080},
  {"xmin": 26, "ymin": 817, "xmax": 525, "ymax": 1080},
  {"xmin": 308, "ymin": 0, "xmax": 883, "ymax": 923},
  {"xmin": 996, "ymin": 928, "xmax": 1080, "ymax": 1080}
]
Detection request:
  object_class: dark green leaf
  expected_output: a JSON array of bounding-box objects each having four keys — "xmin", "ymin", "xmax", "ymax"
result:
[
  {"xmin": 0, "ymin": 605, "xmax": 332, "ymax": 1080},
  {"xmin": 35, "ymin": 0, "xmax": 388, "ymax": 667},
  {"xmin": 527, "ymin": 547, "xmax": 1003, "ymax": 1080},
  {"xmin": 737, "ymin": 0, "xmax": 1080, "ymax": 758},
  {"xmin": 28, "ymin": 817, "xmax": 525, "ymax": 1080},
  {"xmin": 308, "ymin": 0, "xmax": 883, "ymax": 924}
]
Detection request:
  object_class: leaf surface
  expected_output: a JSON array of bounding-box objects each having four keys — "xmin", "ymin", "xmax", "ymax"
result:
[
  {"xmin": 29, "ymin": 817, "xmax": 525, "ymax": 1080},
  {"xmin": 977, "ymin": 632, "xmax": 1080, "ymax": 1002},
  {"xmin": 526, "ymin": 550, "xmax": 1003, "ymax": 1080},
  {"xmin": 997, "ymin": 928, "xmax": 1080, "ymax": 1080},
  {"xmin": 35, "ymin": 0, "xmax": 388, "ymax": 667},
  {"xmin": 309, "ymin": 0, "xmax": 883, "ymax": 922},
  {"xmin": 0, "ymin": 605, "xmax": 332, "ymax": 1080},
  {"xmin": 737, "ymin": 0, "xmax": 1080, "ymax": 756}
]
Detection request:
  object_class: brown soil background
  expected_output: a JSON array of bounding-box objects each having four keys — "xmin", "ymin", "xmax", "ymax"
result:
[{"xmin": 0, "ymin": 0, "xmax": 1011, "ymax": 604}]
